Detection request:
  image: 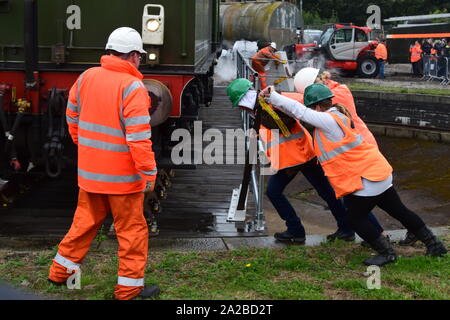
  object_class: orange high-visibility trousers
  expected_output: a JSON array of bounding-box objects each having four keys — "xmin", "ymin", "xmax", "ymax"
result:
[
  {"xmin": 259, "ymin": 72, "xmax": 268, "ymax": 89},
  {"xmin": 252, "ymin": 60, "xmax": 268, "ymax": 89},
  {"xmin": 48, "ymin": 189, "xmax": 148, "ymax": 300}
]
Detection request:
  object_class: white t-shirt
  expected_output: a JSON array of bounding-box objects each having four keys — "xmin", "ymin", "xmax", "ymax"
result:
[{"xmin": 268, "ymin": 91, "xmax": 392, "ymax": 197}]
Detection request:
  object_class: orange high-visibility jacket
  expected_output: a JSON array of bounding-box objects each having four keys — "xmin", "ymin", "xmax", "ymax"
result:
[
  {"xmin": 326, "ymin": 80, "xmax": 378, "ymax": 147},
  {"xmin": 281, "ymin": 87, "xmax": 378, "ymax": 147},
  {"xmin": 281, "ymin": 92, "xmax": 303, "ymax": 103},
  {"xmin": 66, "ymin": 55, "xmax": 157, "ymax": 194},
  {"xmin": 314, "ymin": 111, "xmax": 392, "ymax": 199},
  {"xmin": 251, "ymin": 47, "xmax": 281, "ymax": 74},
  {"xmin": 410, "ymin": 44, "xmax": 422, "ymax": 63},
  {"xmin": 375, "ymin": 43, "xmax": 388, "ymax": 60},
  {"xmin": 260, "ymin": 121, "xmax": 316, "ymax": 171}
]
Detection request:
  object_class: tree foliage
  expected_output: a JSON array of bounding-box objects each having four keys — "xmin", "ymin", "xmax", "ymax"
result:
[{"xmin": 302, "ymin": 0, "xmax": 450, "ymax": 26}]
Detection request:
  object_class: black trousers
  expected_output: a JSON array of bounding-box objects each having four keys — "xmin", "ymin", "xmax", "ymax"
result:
[
  {"xmin": 412, "ymin": 61, "xmax": 421, "ymax": 76},
  {"xmin": 344, "ymin": 187, "xmax": 426, "ymax": 242}
]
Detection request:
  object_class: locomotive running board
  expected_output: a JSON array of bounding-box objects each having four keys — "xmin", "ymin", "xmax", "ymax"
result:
[{"xmin": 227, "ymin": 184, "xmax": 248, "ymax": 222}]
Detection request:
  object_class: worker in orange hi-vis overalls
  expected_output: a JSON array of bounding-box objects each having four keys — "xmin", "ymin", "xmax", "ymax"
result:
[
  {"xmin": 251, "ymin": 42, "xmax": 286, "ymax": 89},
  {"xmin": 48, "ymin": 27, "xmax": 159, "ymax": 300}
]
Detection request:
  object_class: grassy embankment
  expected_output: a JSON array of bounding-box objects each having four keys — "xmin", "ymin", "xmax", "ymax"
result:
[{"xmin": 0, "ymin": 235, "xmax": 448, "ymax": 300}]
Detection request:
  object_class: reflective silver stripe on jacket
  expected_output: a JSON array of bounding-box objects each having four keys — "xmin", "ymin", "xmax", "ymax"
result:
[
  {"xmin": 125, "ymin": 116, "xmax": 150, "ymax": 127},
  {"xmin": 316, "ymin": 133, "xmax": 364, "ymax": 162},
  {"xmin": 140, "ymin": 169, "xmax": 158, "ymax": 176},
  {"xmin": 330, "ymin": 110, "xmax": 350, "ymax": 127},
  {"xmin": 120, "ymin": 81, "xmax": 146, "ymax": 131},
  {"xmin": 76, "ymin": 72, "xmax": 85, "ymax": 112},
  {"xmin": 78, "ymin": 169, "xmax": 142, "ymax": 183},
  {"xmin": 315, "ymin": 111, "xmax": 364, "ymax": 163},
  {"xmin": 117, "ymin": 276, "xmax": 144, "ymax": 287},
  {"xmin": 266, "ymin": 131, "xmax": 305, "ymax": 150},
  {"xmin": 79, "ymin": 120, "xmax": 125, "ymax": 138},
  {"xmin": 119, "ymin": 104, "xmax": 126, "ymax": 133},
  {"xmin": 126, "ymin": 130, "xmax": 152, "ymax": 142},
  {"xmin": 67, "ymin": 101, "xmax": 78, "ymax": 113},
  {"xmin": 66, "ymin": 115, "xmax": 79, "ymax": 124},
  {"xmin": 78, "ymin": 136, "xmax": 129, "ymax": 152},
  {"xmin": 123, "ymin": 81, "xmax": 145, "ymax": 101},
  {"xmin": 54, "ymin": 253, "xmax": 81, "ymax": 269}
]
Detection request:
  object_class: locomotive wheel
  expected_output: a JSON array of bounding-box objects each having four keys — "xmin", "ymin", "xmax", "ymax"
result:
[{"xmin": 142, "ymin": 79, "xmax": 173, "ymax": 127}]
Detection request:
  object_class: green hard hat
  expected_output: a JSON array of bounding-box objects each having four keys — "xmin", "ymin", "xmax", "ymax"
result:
[
  {"xmin": 303, "ymin": 83, "xmax": 335, "ymax": 107},
  {"xmin": 227, "ymin": 78, "xmax": 253, "ymax": 107}
]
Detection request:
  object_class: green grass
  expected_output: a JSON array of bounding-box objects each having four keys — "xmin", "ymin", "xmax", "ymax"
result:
[
  {"xmin": 0, "ymin": 236, "xmax": 448, "ymax": 300},
  {"xmin": 347, "ymin": 83, "xmax": 450, "ymax": 96},
  {"xmin": 333, "ymin": 279, "xmax": 409, "ymax": 300}
]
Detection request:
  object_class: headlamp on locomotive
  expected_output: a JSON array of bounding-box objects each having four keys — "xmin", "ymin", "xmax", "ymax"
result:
[{"xmin": 142, "ymin": 4, "xmax": 165, "ymax": 65}]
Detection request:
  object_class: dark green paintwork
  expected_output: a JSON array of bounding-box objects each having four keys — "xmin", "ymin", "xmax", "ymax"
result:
[{"xmin": 0, "ymin": 0, "xmax": 219, "ymax": 69}]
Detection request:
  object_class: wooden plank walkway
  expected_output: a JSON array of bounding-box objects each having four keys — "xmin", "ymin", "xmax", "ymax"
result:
[
  {"xmin": 157, "ymin": 87, "xmax": 263, "ymax": 238},
  {"xmin": 0, "ymin": 87, "xmax": 266, "ymax": 239}
]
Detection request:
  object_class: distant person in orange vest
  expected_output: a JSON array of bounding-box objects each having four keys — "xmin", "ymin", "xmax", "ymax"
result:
[
  {"xmin": 410, "ymin": 40, "xmax": 423, "ymax": 77},
  {"xmin": 48, "ymin": 27, "xmax": 159, "ymax": 300},
  {"xmin": 375, "ymin": 39, "xmax": 388, "ymax": 79},
  {"xmin": 260, "ymin": 83, "xmax": 447, "ymax": 266},
  {"xmin": 431, "ymin": 39, "xmax": 440, "ymax": 55},
  {"xmin": 251, "ymin": 42, "xmax": 286, "ymax": 89}
]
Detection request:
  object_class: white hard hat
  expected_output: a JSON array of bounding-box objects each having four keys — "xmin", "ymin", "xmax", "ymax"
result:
[
  {"xmin": 105, "ymin": 27, "xmax": 146, "ymax": 54},
  {"xmin": 294, "ymin": 67, "xmax": 320, "ymax": 94},
  {"xmin": 270, "ymin": 42, "xmax": 277, "ymax": 49}
]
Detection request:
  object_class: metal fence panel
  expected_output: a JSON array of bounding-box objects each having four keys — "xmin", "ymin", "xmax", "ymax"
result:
[
  {"xmin": 233, "ymin": 50, "xmax": 266, "ymax": 230},
  {"xmin": 422, "ymin": 55, "xmax": 449, "ymax": 85}
]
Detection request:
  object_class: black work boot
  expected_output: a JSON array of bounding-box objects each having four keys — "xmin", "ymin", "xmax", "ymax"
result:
[
  {"xmin": 133, "ymin": 285, "xmax": 161, "ymax": 300},
  {"xmin": 412, "ymin": 227, "xmax": 447, "ymax": 257},
  {"xmin": 361, "ymin": 234, "xmax": 390, "ymax": 248},
  {"xmin": 398, "ymin": 231, "xmax": 418, "ymax": 246},
  {"xmin": 47, "ymin": 278, "xmax": 66, "ymax": 286},
  {"xmin": 364, "ymin": 235, "xmax": 397, "ymax": 267},
  {"xmin": 274, "ymin": 230, "xmax": 306, "ymax": 244},
  {"xmin": 327, "ymin": 229, "xmax": 355, "ymax": 242}
]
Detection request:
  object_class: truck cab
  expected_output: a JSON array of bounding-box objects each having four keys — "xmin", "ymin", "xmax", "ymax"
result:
[{"xmin": 316, "ymin": 25, "xmax": 380, "ymax": 77}]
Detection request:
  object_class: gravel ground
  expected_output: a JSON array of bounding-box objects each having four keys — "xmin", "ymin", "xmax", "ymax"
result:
[{"xmin": 338, "ymin": 63, "xmax": 450, "ymax": 90}]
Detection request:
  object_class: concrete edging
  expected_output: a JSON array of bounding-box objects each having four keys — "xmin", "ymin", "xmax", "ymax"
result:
[
  {"xmin": 352, "ymin": 90, "xmax": 450, "ymax": 105},
  {"xmin": 350, "ymin": 89, "xmax": 450, "ymax": 143},
  {"xmin": 2, "ymin": 227, "xmax": 447, "ymax": 252},
  {"xmin": 368, "ymin": 123, "xmax": 450, "ymax": 144}
]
